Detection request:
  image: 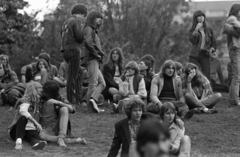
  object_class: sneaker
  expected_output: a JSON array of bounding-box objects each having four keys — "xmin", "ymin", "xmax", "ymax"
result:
[
  {"xmin": 182, "ymin": 109, "xmax": 195, "ymax": 121},
  {"xmin": 32, "ymin": 141, "xmax": 47, "ymax": 150},
  {"xmin": 57, "ymin": 137, "xmax": 67, "ymax": 147},
  {"xmin": 89, "ymin": 99, "xmax": 100, "ymax": 113},
  {"xmin": 15, "ymin": 142, "xmax": 23, "ymax": 150},
  {"xmin": 64, "ymin": 137, "xmax": 87, "ymax": 145}
]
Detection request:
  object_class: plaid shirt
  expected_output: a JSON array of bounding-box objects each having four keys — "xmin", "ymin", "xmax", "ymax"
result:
[{"xmin": 128, "ymin": 120, "xmax": 140, "ymax": 142}]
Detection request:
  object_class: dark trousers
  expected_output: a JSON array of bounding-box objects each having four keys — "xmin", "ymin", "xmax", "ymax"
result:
[
  {"xmin": 189, "ymin": 52, "xmax": 210, "ymax": 80},
  {"xmin": 211, "ymin": 80, "xmax": 229, "ymax": 93},
  {"xmin": 63, "ymin": 50, "xmax": 83, "ymax": 103},
  {"xmin": 10, "ymin": 116, "xmax": 40, "ymax": 146}
]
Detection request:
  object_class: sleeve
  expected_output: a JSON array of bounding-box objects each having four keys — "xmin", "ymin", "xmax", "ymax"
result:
[
  {"xmin": 217, "ymin": 60, "xmax": 224, "ymax": 84},
  {"xmin": 72, "ymin": 19, "xmax": 84, "ymax": 43},
  {"xmin": 222, "ymin": 23, "xmax": 240, "ymax": 37},
  {"xmin": 189, "ymin": 30, "xmax": 199, "ymax": 45},
  {"xmin": 150, "ymin": 76, "xmax": 161, "ymax": 105},
  {"xmin": 103, "ymin": 65, "xmax": 119, "ymax": 89},
  {"xmin": 53, "ymin": 66, "xmax": 59, "ymax": 77},
  {"xmin": 137, "ymin": 78, "xmax": 147, "ymax": 98},
  {"xmin": 19, "ymin": 103, "xmax": 31, "ymax": 118},
  {"xmin": 107, "ymin": 124, "xmax": 122, "ymax": 157},
  {"xmin": 0, "ymin": 71, "xmax": 19, "ymax": 89},
  {"xmin": 59, "ymin": 63, "xmax": 65, "ymax": 79},
  {"xmin": 210, "ymin": 28, "xmax": 217, "ymax": 50},
  {"xmin": 202, "ymin": 77, "xmax": 213, "ymax": 94},
  {"xmin": 83, "ymin": 27, "xmax": 99, "ymax": 58},
  {"xmin": 170, "ymin": 127, "xmax": 185, "ymax": 154}
]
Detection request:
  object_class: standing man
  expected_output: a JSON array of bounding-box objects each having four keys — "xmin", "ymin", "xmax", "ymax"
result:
[
  {"xmin": 81, "ymin": 11, "xmax": 106, "ymax": 113},
  {"xmin": 61, "ymin": 4, "xmax": 87, "ymax": 104}
]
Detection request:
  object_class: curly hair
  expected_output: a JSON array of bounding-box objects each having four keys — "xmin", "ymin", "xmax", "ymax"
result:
[
  {"xmin": 125, "ymin": 97, "xmax": 146, "ymax": 119},
  {"xmin": 86, "ymin": 10, "xmax": 103, "ymax": 28},
  {"xmin": 106, "ymin": 47, "xmax": 124, "ymax": 73},
  {"xmin": 71, "ymin": 4, "xmax": 88, "ymax": 16},
  {"xmin": 159, "ymin": 60, "xmax": 176, "ymax": 77},
  {"xmin": 41, "ymin": 81, "xmax": 60, "ymax": 101}
]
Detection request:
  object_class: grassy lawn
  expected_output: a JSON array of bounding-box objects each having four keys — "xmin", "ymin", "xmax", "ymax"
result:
[{"xmin": 0, "ymin": 92, "xmax": 240, "ymax": 157}]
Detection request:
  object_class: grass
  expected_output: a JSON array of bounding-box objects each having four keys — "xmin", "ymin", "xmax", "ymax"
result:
[{"xmin": 0, "ymin": 92, "xmax": 240, "ymax": 157}]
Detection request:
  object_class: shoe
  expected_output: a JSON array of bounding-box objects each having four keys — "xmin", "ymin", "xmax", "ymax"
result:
[
  {"xmin": 32, "ymin": 141, "xmax": 47, "ymax": 150},
  {"xmin": 64, "ymin": 137, "xmax": 87, "ymax": 145},
  {"xmin": 89, "ymin": 99, "xmax": 100, "ymax": 113},
  {"xmin": 193, "ymin": 108, "xmax": 202, "ymax": 114},
  {"xmin": 182, "ymin": 109, "xmax": 195, "ymax": 121},
  {"xmin": 118, "ymin": 100, "xmax": 124, "ymax": 114},
  {"xmin": 15, "ymin": 142, "xmax": 23, "ymax": 150},
  {"xmin": 57, "ymin": 137, "xmax": 67, "ymax": 147},
  {"xmin": 207, "ymin": 108, "xmax": 218, "ymax": 114},
  {"xmin": 113, "ymin": 103, "xmax": 118, "ymax": 113}
]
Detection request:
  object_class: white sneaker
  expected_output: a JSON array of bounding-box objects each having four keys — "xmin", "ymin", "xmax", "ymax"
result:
[{"xmin": 89, "ymin": 99, "xmax": 100, "ymax": 113}]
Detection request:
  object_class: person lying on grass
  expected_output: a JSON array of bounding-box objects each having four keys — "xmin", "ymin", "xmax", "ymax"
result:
[
  {"xmin": 160, "ymin": 102, "xmax": 191, "ymax": 157},
  {"xmin": 107, "ymin": 97, "xmax": 145, "ymax": 157},
  {"xmin": 183, "ymin": 63, "xmax": 222, "ymax": 114},
  {"xmin": 39, "ymin": 81, "xmax": 87, "ymax": 147},
  {"xmin": 8, "ymin": 82, "xmax": 47, "ymax": 150}
]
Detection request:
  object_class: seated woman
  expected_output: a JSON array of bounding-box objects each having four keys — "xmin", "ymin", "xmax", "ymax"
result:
[
  {"xmin": 39, "ymin": 81, "xmax": 87, "ymax": 147},
  {"xmin": 102, "ymin": 47, "xmax": 124, "ymax": 104},
  {"xmin": 160, "ymin": 102, "xmax": 191, "ymax": 157},
  {"xmin": 113, "ymin": 61, "xmax": 147, "ymax": 113},
  {"xmin": 183, "ymin": 63, "xmax": 222, "ymax": 113},
  {"xmin": 32, "ymin": 59, "xmax": 49, "ymax": 85},
  {"xmin": 107, "ymin": 97, "xmax": 145, "ymax": 157},
  {"xmin": 0, "ymin": 62, "xmax": 25, "ymax": 107},
  {"xmin": 8, "ymin": 82, "xmax": 47, "ymax": 150}
]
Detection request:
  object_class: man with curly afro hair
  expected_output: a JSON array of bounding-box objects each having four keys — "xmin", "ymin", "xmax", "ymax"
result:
[
  {"xmin": 81, "ymin": 11, "xmax": 106, "ymax": 113},
  {"xmin": 61, "ymin": 4, "xmax": 87, "ymax": 105}
]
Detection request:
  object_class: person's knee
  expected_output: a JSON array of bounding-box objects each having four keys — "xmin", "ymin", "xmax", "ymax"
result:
[
  {"xmin": 60, "ymin": 107, "xmax": 69, "ymax": 115},
  {"xmin": 181, "ymin": 135, "xmax": 191, "ymax": 145},
  {"xmin": 185, "ymin": 93, "xmax": 192, "ymax": 99},
  {"xmin": 214, "ymin": 93, "xmax": 222, "ymax": 100}
]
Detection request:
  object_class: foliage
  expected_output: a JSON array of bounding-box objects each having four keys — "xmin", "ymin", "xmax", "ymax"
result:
[{"xmin": 0, "ymin": 0, "xmax": 41, "ymax": 75}]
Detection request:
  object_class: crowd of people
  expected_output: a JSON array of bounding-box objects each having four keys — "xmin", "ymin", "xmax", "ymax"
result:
[{"xmin": 1, "ymin": 2, "xmax": 240, "ymax": 157}]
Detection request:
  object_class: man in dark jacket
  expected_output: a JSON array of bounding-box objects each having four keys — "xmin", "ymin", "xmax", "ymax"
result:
[
  {"xmin": 81, "ymin": 11, "xmax": 106, "ymax": 113},
  {"xmin": 61, "ymin": 4, "xmax": 87, "ymax": 104},
  {"xmin": 107, "ymin": 97, "xmax": 145, "ymax": 157}
]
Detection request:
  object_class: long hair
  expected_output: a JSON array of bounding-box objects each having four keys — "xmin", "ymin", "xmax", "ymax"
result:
[
  {"xmin": 41, "ymin": 81, "xmax": 60, "ymax": 101},
  {"xmin": 125, "ymin": 61, "xmax": 140, "ymax": 75},
  {"xmin": 0, "ymin": 54, "xmax": 10, "ymax": 70},
  {"xmin": 15, "ymin": 82, "xmax": 42, "ymax": 109},
  {"xmin": 85, "ymin": 10, "xmax": 103, "ymax": 29},
  {"xmin": 159, "ymin": 60, "xmax": 176, "ymax": 78},
  {"xmin": 190, "ymin": 10, "xmax": 207, "ymax": 32},
  {"xmin": 228, "ymin": 4, "xmax": 240, "ymax": 17},
  {"xmin": 106, "ymin": 47, "xmax": 124, "ymax": 74},
  {"xmin": 182, "ymin": 63, "xmax": 206, "ymax": 88},
  {"xmin": 33, "ymin": 59, "xmax": 49, "ymax": 76},
  {"xmin": 160, "ymin": 102, "xmax": 177, "ymax": 123}
]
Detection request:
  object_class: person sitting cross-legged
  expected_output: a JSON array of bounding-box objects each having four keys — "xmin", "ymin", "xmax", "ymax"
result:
[
  {"xmin": 39, "ymin": 81, "xmax": 87, "ymax": 147},
  {"xmin": 107, "ymin": 97, "xmax": 145, "ymax": 157},
  {"xmin": 150, "ymin": 60, "xmax": 194, "ymax": 121},
  {"xmin": 113, "ymin": 61, "xmax": 147, "ymax": 113},
  {"xmin": 183, "ymin": 63, "xmax": 222, "ymax": 114}
]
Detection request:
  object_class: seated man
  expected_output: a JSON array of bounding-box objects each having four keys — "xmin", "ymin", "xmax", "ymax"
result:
[
  {"xmin": 113, "ymin": 61, "xmax": 147, "ymax": 113},
  {"xmin": 175, "ymin": 61, "xmax": 183, "ymax": 77},
  {"xmin": 107, "ymin": 97, "xmax": 145, "ymax": 157},
  {"xmin": 0, "ymin": 62, "xmax": 25, "ymax": 107},
  {"xmin": 210, "ymin": 51, "xmax": 229, "ymax": 93},
  {"xmin": 21, "ymin": 53, "xmax": 58, "ymax": 83},
  {"xmin": 150, "ymin": 60, "xmax": 194, "ymax": 120},
  {"xmin": 39, "ymin": 81, "xmax": 86, "ymax": 147}
]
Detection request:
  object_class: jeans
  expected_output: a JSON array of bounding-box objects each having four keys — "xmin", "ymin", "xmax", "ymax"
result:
[
  {"xmin": 86, "ymin": 59, "xmax": 106, "ymax": 110},
  {"xmin": 189, "ymin": 51, "xmax": 210, "ymax": 80},
  {"xmin": 10, "ymin": 116, "xmax": 40, "ymax": 146},
  {"xmin": 185, "ymin": 93, "xmax": 221, "ymax": 109},
  {"xmin": 229, "ymin": 47, "xmax": 240, "ymax": 105},
  {"xmin": 177, "ymin": 136, "xmax": 191, "ymax": 157},
  {"xmin": 39, "ymin": 107, "xmax": 69, "ymax": 142},
  {"xmin": 63, "ymin": 50, "xmax": 83, "ymax": 103}
]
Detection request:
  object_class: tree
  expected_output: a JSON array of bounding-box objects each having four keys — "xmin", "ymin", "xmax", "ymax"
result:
[{"xmin": 0, "ymin": 0, "xmax": 42, "ymax": 74}]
